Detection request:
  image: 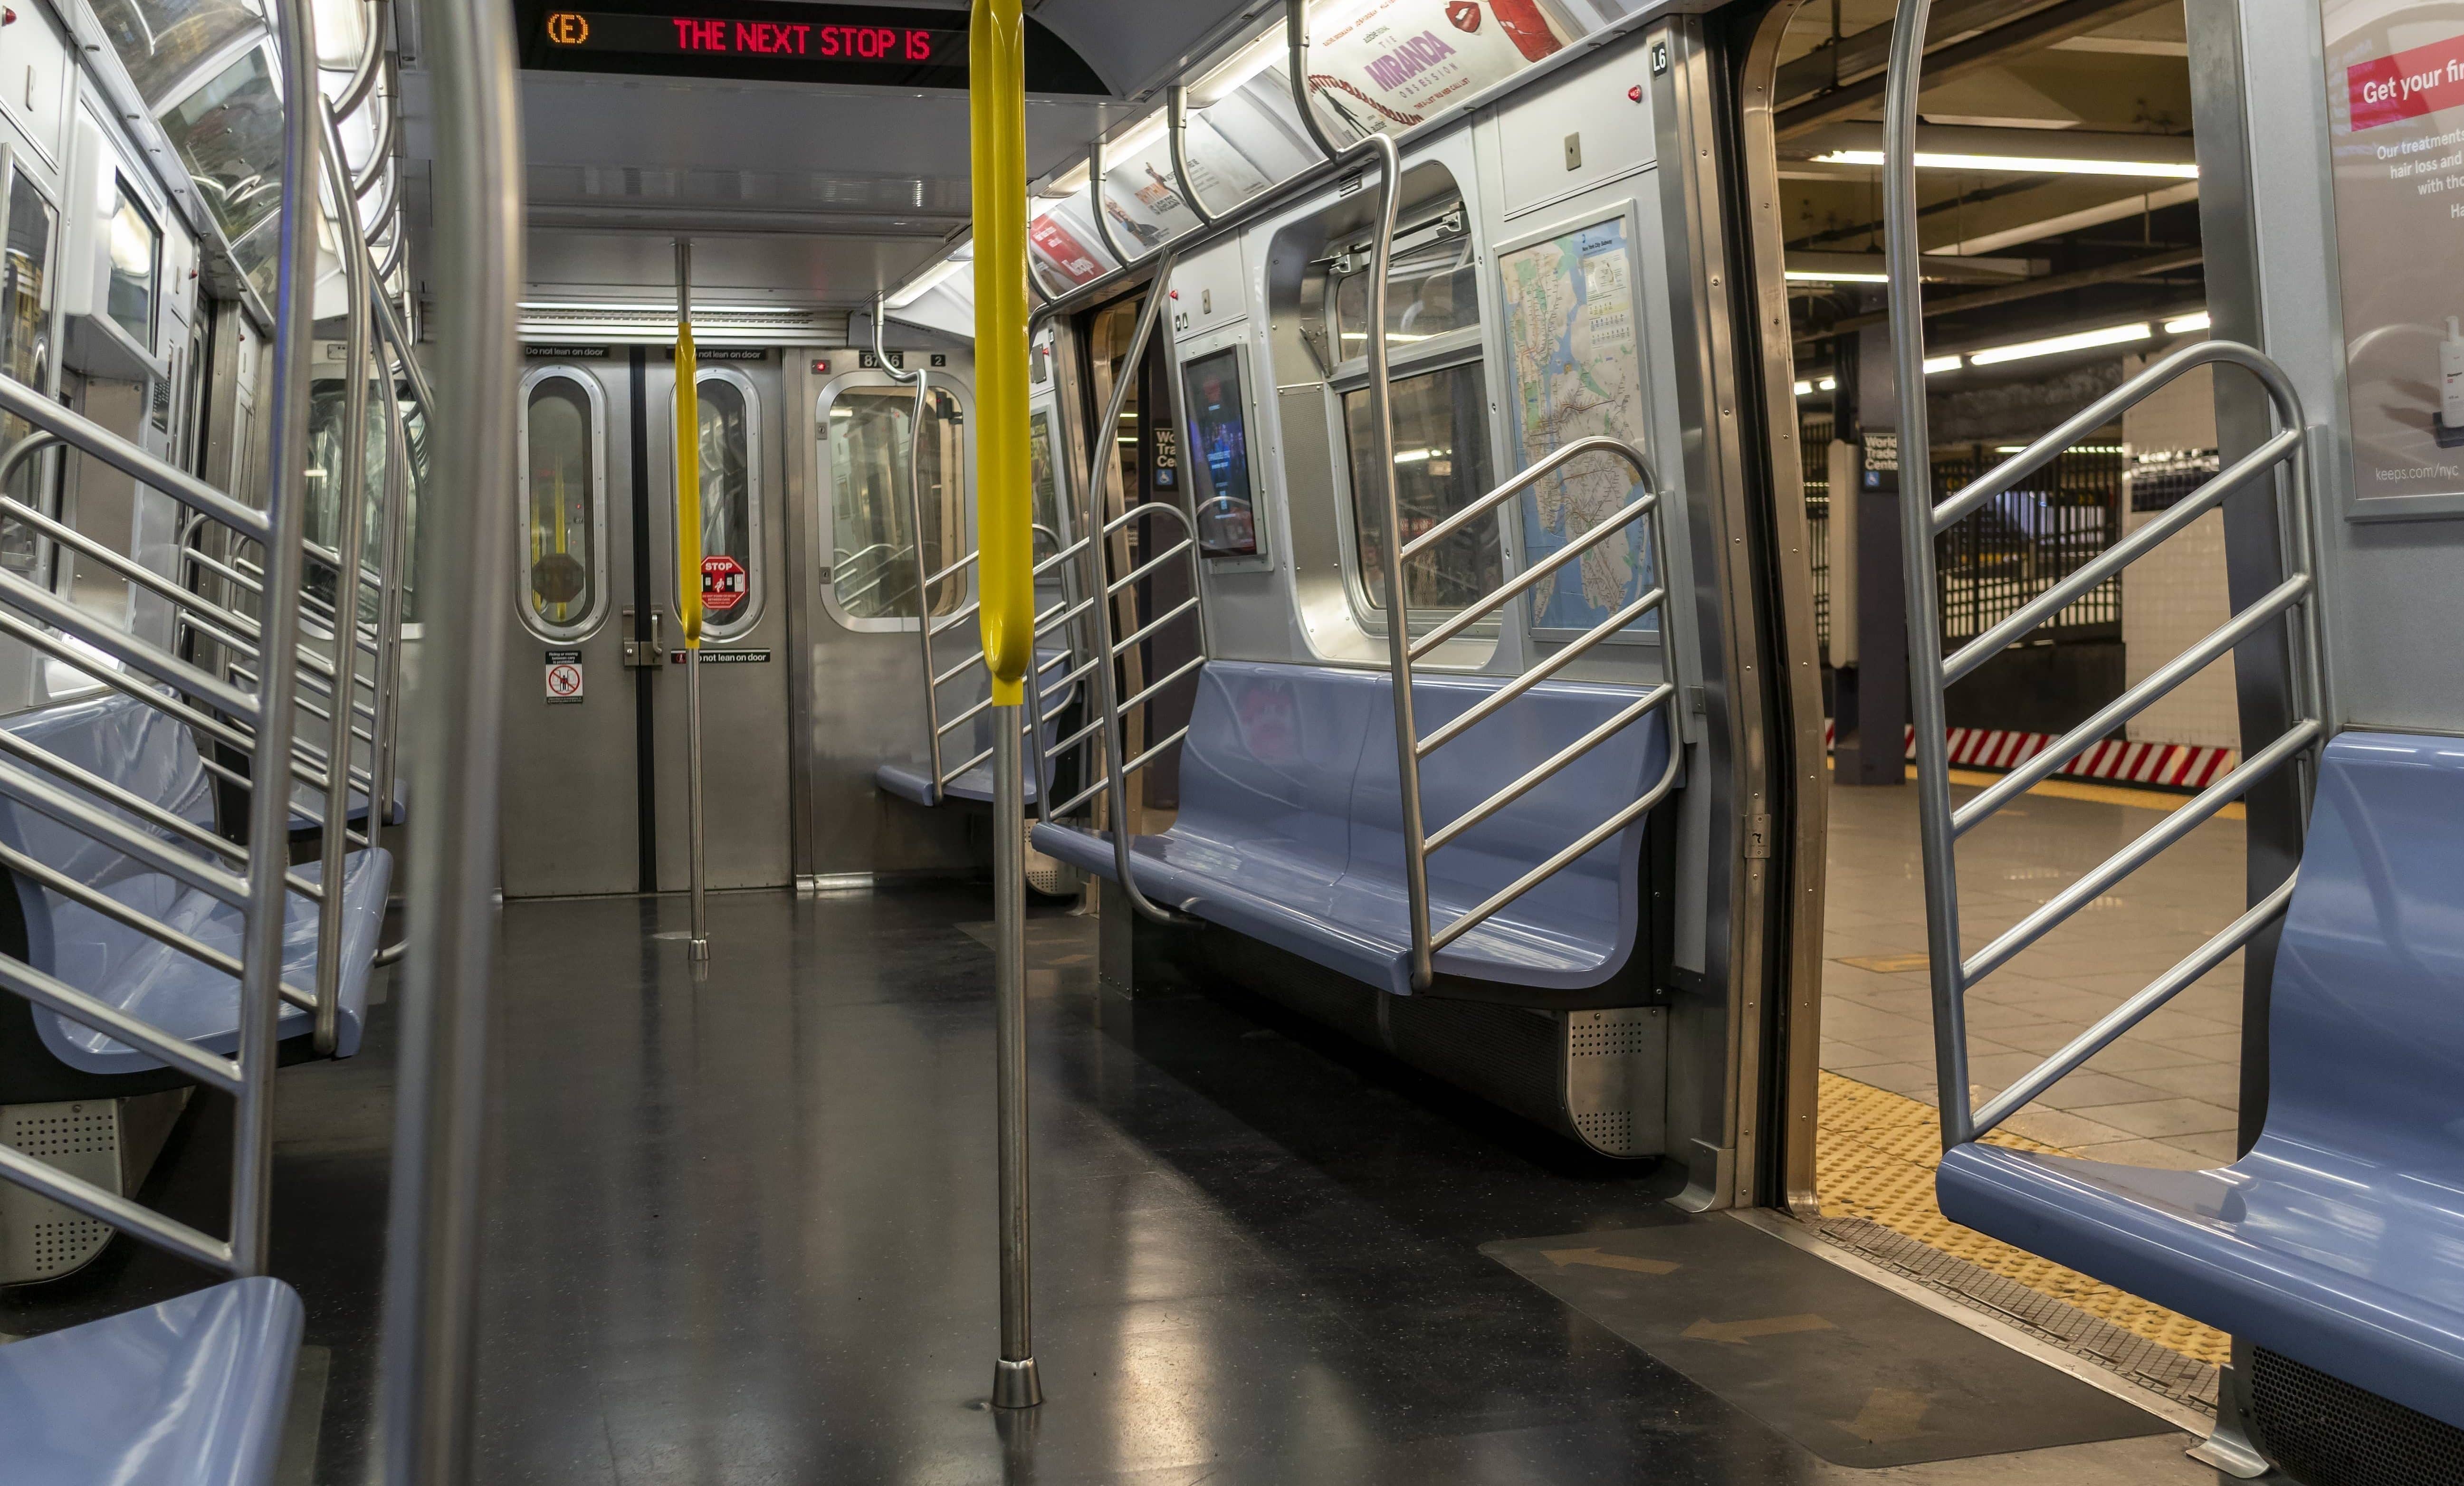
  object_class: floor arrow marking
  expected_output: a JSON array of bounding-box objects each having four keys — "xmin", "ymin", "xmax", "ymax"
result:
[
  {"xmin": 1539, "ymin": 1247, "xmax": 1681, "ymax": 1276},
  {"xmin": 1680, "ymin": 1313, "xmax": 1836, "ymax": 1344}
]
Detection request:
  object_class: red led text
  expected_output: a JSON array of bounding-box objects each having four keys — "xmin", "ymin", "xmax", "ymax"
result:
[{"xmin": 667, "ymin": 18, "xmax": 933, "ymax": 59}]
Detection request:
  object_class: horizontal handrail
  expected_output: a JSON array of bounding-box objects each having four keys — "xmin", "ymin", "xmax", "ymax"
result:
[
  {"xmin": 0, "ymin": 725, "xmax": 324, "ymax": 900},
  {"xmin": 1941, "ymin": 426, "xmax": 2300, "ymax": 684},
  {"xmin": 0, "ymin": 755, "xmax": 253, "ymax": 907},
  {"xmin": 1432, "ymin": 746, "xmax": 1683, "ymax": 953},
  {"xmin": 1970, "ymin": 872, "xmax": 2300, "ymax": 1138},
  {"xmin": 0, "ymin": 838, "xmax": 318, "ymax": 1015},
  {"xmin": 1417, "ymin": 586, "xmax": 1663, "ymax": 757},
  {"xmin": 0, "ymin": 1139, "xmax": 230, "ymax": 1271},
  {"xmin": 0, "ymin": 377, "xmax": 269, "ymax": 543},
  {"xmin": 1933, "ymin": 340, "xmax": 2305, "ymax": 533},
  {"xmin": 1107, "ymin": 539, "xmax": 1195, "ymax": 598},
  {"xmin": 1954, "ymin": 573, "xmax": 2311, "ymax": 836},
  {"xmin": 1114, "ymin": 594, "xmax": 1200, "ymax": 654},
  {"xmin": 1378, "ymin": 427, "xmax": 1678, "ymax": 989},
  {"xmin": 1404, "ymin": 435, "xmax": 1650, "ymax": 560},
  {"xmin": 1118, "ymin": 654, "xmax": 1205, "ymax": 715},
  {"xmin": 1408, "ymin": 490, "xmax": 1657, "ymax": 660},
  {"xmin": 0, "ymin": 952, "xmax": 242, "ymax": 1093},
  {"xmin": 1424, "ymin": 685, "xmax": 1670, "ymax": 853},
  {"xmin": 0, "ymin": 567, "xmax": 259, "ymax": 724},
  {"xmin": 1962, "ymin": 720, "xmax": 2320, "ymax": 987}
]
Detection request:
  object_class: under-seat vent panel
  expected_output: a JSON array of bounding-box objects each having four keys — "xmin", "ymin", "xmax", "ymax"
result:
[{"xmin": 2252, "ymin": 1345, "xmax": 2464, "ymax": 1486}]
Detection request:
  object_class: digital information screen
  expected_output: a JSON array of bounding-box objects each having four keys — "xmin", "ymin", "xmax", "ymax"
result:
[
  {"xmin": 1182, "ymin": 349, "xmax": 1260, "ymax": 560},
  {"xmin": 516, "ymin": 0, "xmax": 1104, "ymax": 91}
]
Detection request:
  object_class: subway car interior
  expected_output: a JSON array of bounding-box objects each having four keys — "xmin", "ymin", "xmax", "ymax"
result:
[{"xmin": 0, "ymin": 0, "xmax": 2459, "ymax": 1480}]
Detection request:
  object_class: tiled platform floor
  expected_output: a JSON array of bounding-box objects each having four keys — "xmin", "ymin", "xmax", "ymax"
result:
[{"xmin": 1820, "ymin": 773, "xmax": 2248, "ymax": 1172}]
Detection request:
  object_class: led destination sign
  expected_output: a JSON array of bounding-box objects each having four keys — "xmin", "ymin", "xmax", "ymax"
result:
[{"xmin": 516, "ymin": 0, "xmax": 1104, "ymax": 91}]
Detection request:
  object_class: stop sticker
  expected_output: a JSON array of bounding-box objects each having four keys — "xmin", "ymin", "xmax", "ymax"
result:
[{"xmin": 701, "ymin": 553, "xmax": 747, "ymax": 613}]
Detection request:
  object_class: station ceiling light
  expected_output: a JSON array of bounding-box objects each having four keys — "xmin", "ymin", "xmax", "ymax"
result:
[
  {"xmin": 2164, "ymin": 310, "xmax": 2212, "ymax": 334},
  {"xmin": 1786, "ymin": 268, "xmax": 1888, "ymax": 284},
  {"xmin": 1966, "ymin": 320, "xmax": 2156, "ymax": 366},
  {"xmin": 1810, "ymin": 148, "xmax": 2198, "ymax": 179}
]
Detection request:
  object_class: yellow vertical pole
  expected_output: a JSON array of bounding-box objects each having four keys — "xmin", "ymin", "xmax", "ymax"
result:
[
  {"xmin": 974, "ymin": 0, "xmax": 1029, "ymax": 705},
  {"xmin": 676, "ymin": 237, "xmax": 709, "ymax": 961},
  {"xmin": 974, "ymin": 0, "xmax": 1040, "ymax": 1413}
]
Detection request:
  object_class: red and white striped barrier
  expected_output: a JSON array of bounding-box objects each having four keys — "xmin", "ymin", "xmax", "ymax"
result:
[{"xmin": 1822, "ymin": 721, "xmax": 2238, "ymax": 791}]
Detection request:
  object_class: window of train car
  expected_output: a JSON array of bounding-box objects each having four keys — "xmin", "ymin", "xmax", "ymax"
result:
[
  {"xmin": 0, "ymin": 171, "xmax": 55, "ymax": 580},
  {"xmin": 677, "ymin": 368, "xmax": 761, "ymax": 637},
  {"xmin": 823, "ymin": 384, "xmax": 966, "ymax": 626},
  {"xmin": 1027, "ymin": 407, "xmax": 1061, "ymax": 540},
  {"xmin": 90, "ymin": 0, "xmax": 264, "ymax": 105},
  {"xmin": 105, "ymin": 182, "xmax": 159, "ymax": 350},
  {"xmin": 164, "ymin": 46, "xmax": 284, "ymax": 259},
  {"xmin": 1321, "ymin": 203, "xmax": 1500, "ymax": 623},
  {"xmin": 518, "ymin": 368, "xmax": 606, "ymax": 640},
  {"xmin": 1339, "ymin": 362, "xmax": 1499, "ymax": 612}
]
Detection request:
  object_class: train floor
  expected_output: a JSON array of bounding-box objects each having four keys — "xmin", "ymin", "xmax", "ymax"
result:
[{"xmin": 0, "ymin": 774, "xmax": 2247, "ymax": 1485}]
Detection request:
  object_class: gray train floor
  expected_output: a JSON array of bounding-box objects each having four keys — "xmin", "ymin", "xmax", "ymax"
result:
[
  {"xmin": 0, "ymin": 882, "xmax": 2231, "ymax": 1484},
  {"xmin": 1821, "ymin": 775, "xmax": 2248, "ymax": 1169}
]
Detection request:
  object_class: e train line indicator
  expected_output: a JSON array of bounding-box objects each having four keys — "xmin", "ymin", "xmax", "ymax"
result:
[{"xmin": 516, "ymin": 0, "xmax": 1105, "ymax": 93}]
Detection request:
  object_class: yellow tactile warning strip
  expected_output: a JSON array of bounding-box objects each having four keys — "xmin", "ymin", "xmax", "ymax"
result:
[{"xmin": 1817, "ymin": 1069, "xmax": 2232, "ymax": 1366}]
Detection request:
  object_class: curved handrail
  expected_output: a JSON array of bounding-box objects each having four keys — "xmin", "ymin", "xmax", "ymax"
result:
[
  {"xmin": 1284, "ymin": 0, "xmax": 1347, "ymax": 161},
  {"xmin": 1883, "ymin": 0, "xmax": 2326, "ymax": 1149},
  {"xmin": 1382, "ymin": 434, "xmax": 1683, "ymax": 977},
  {"xmin": 1166, "ymin": 85, "xmax": 1215, "ymax": 226},
  {"xmin": 1086, "ymin": 128, "xmax": 1154, "ymax": 271},
  {"xmin": 872, "ymin": 290, "xmax": 943, "ymax": 800}
]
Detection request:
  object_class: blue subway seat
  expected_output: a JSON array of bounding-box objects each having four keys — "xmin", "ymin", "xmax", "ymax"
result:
[
  {"xmin": 0, "ymin": 1276, "xmax": 301, "ymax": 1486},
  {"xmin": 1938, "ymin": 731, "xmax": 2464, "ymax": 1430},
  {"xmin": 0, "ymin": 693, "xmax": 393, "ymax": 1075},
  {"xmin": 1032, "ymin": 660, "xmax": 1669, "ymax": 997}
]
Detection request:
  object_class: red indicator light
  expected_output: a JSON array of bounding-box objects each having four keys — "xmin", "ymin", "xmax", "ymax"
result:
[
  {"xmin": 1626, "ymin": 84, "xmax": 1641, "ymax": 102},
  {"xmin": 812, "ymin": 359, "xmax": 831, "ymax": 374}
]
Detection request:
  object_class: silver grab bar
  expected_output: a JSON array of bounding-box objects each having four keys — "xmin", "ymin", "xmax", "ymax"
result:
[{"xmin": 1882, "ymin": 0, "xmax": 2327, "ymax": 1147}]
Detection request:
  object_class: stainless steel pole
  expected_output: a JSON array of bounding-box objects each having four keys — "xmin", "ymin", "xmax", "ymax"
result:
[
  {"xmin": 678, "ymin": 238, "xmax": 709, "ymax": 961},
  {"xmin": 378, "ymin": 0, "xmax": 521, "ymax": 1468},
  {"xmin": 990, "ymin": 715, "xmax": 1039, "ymax": 1408}
]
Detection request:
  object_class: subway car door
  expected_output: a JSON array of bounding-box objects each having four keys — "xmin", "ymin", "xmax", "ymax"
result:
[
  {"xmin": 795, "ymin": 352, "xmax": 979, "ymax": 881},
  {"xmin": 501, "ymin": 351, "xmax": 638, "ymax": 897},
  {"xmin": 646, "ymin": 349, "xmax": 793, "ymax": 890}
]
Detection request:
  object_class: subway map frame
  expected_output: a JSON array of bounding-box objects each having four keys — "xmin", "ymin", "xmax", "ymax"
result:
[{"xmin": 1495, "ymin": 203, "xmax": 1662, "ymax": 642}]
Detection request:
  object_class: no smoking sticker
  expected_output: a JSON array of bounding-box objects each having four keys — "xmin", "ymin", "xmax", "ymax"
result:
[{"xmin": 544, "ymin": 649, "xmax": 584, "ymax": 704}]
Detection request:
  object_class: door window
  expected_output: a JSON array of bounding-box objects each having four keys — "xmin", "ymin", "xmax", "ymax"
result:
[
  {"xmin": 519, "ymin": 368, "xmax": 604, "ymax": 638},
  {"xmin": 824, "ymin": 383, "xmax": 965, "ymax": 626},
  {"xmin": 676, "ymin": 368, "xmax": 762, "ymax": 635}
]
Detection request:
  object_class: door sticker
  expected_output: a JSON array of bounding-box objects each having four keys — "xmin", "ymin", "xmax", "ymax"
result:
[{"xmin": 544, "ymin": 649, "xmax": 585, "ymax": 704}]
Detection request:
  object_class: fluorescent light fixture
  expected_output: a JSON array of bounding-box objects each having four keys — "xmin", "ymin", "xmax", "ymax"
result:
[
  {"xmin": 1041, "ymin": 160, "xmax": 1092, "ymax": 198},
  {"xmin": 1967, "ymin": 321, "xmax": 2154, "ymax": 366},
  {"xmin": 1786, "ymin": 268, "xmax": 1889, "ymax": 284},
  {"xmin": 1339, "ymin": 331, "xmax": 1435, "ymax": 343},
  {"xmin": 1191, "ymin": 28, "xmax": 1284, "ymax": 104},
  {"xmin": 1394, "ymin": 448, "xmax": 1436, "ymax": 463},
  {"xmin": 2163, "ymin": 311, "xmax": 2211, "ymax": 334},
  {"xmin": 1820, "ymin": 377, "xmax": 1837, "ymax": 391},
  {"xmin": 1105, "ymin": 114, "xmax": 1169, "ymax": 165},
  {"xmin": 884, "ymin": 256, "xmax": 968, "ymax": 310},
  {"xmin": 1794, "ymin": 380, "xmax": 1814, "ymax": 396},
  {"xmin": 1811, "ymin": 149, "xmax": 2197, "ymax": 180},
  {"xmin": 1925, "ymin": 353, "xmax": 1963, "ymax": 374},
  {"xmin": 2000, "ymin": 442, "xmax": 2128, "ymax": 454}
]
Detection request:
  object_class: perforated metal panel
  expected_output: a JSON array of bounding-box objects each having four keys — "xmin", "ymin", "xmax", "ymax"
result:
[
  {"xmin": 1564, "ymin": 1007, "xmax": 1666, "ymax": 1157},
  {"xmin": 0, "ymin": 1100, "xmax": 120, "ymax": 1283},
  {"xmin": 2251, "ymin": 1346, "xmax": 2464, "ymax": 1486}
]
